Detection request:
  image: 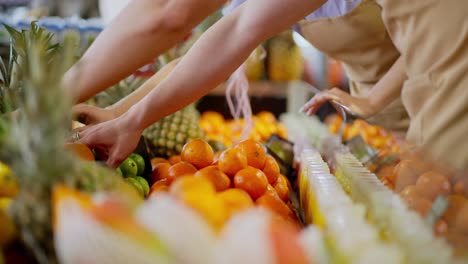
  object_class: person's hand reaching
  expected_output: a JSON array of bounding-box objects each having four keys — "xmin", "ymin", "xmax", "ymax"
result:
[
  {"xmin": 72, "ymin": 115, "xmax": 143, "ymax": 168},
  {"xmin": 300, "ymin": 88, "xmax": 378, "ymax": 118},
  {"xmin": 73, "ymin": 104, "xmax": 116, "ymax": 125}
]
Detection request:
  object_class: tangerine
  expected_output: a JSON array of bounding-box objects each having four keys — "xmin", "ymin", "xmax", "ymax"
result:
[
  {"xmin": 256, "ymin": 191, "xmax": 295, "ymax": 221},
  {"xmin": 149, "ymin": 179, "xmax": 170, "ymax": 197},
  {"xmin": 181, "ymin": 138, "xmax": 214, "ymax": 169},
  {"xmin": 150, "ymin": 157, "xmax": 170, "ymax": 170},
  {"xmin": 149, "ymin": 162, "xmax": 171, "ymax": 185},
  {"xmin": 168, "ymin": 155, "xmax": 182, "ymax": 165},
  {"xmin": 263, "ymin": 155, "xmax": 280, "ymax": 184},
  {"xmin": 274, "ymin": 175, "xmax": 290, "ymax": 202},
  {"xmin": 416, "ymin": 171, "xmax": 451, "ymax": 201},
  {"xmin": 393, "ymin": 159, "xmax": 427, "ymax": 192},
  {"xmin": 234, "ymin": 166, "xmax": 268, "ymax": 200},
  {"xmin": 195, "ymin": 165, "xmax": 231, "ymax": 192},
  {"xmin": 217, "ymin": 188, "xmax": 254, "ymax": 218},
  {"xmin": 167, "ymin": 162, "xmax": 198, "ymax": 183},
  {"xmin": 64, "ymin": 143, "xmax": 95, "ymax": 162},
  {"xmin": 237, "ymin": 139, "xmax": 267, "ymax": 169},
  {"xmin": 218, "ymin": 147, "xmax": 248, "ymax": 177}
]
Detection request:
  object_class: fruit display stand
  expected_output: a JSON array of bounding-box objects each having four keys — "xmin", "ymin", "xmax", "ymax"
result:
[{"xmin": 282, "ymin": 112, "xmax": 467, "ymax": 263}]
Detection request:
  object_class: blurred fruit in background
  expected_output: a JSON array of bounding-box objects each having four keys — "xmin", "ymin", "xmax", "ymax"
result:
[
  {"xmin": 199, "ymin": 111, "xmax": 288, "ymax": 147},
  {"xmin": 267, "ymin": 30, "xmax": 304, "ymax": 82}
]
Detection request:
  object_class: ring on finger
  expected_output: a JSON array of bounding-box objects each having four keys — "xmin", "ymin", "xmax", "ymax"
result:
[{"xmin": 72, "ymin": 131, "xmax": 80, "ymax": 142}]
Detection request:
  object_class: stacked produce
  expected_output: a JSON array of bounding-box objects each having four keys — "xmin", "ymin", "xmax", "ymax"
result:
[
  {"xmin": 53, "ymin": 184, "xmax": 321, "ymax": 264},
  {"xmin": 199, "ymin": 111, "xmax": 288, "ymax": 147},
  {"xmin": 147, "ymin": 138, "xmax": 299, "ymax": 230},
  {"xmin": 325, "ymin": 115, "xmax": 402, "ymax": 158}
]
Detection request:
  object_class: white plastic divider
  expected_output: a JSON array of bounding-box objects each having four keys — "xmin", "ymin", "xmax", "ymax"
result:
[{"xmin": 300, "ymin": 148, "xmax": 404, "ymax": 264}]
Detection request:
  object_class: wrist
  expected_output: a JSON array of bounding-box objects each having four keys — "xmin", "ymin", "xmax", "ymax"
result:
[{"xmin": 120, "ymin": 104, "xmax": 151, "ymax": 133}]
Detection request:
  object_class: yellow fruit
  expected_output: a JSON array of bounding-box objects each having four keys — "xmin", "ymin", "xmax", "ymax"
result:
[
  {"xmin": 0, "ymin": 163, "xmax": 19, "ymax": 198},
  {"xmin": 170, "ymin": 176, "xmax": 226, "ymax": 229},
  {"xmin": 217, "ymin": 188, "xmax": 254, "ymax": 218}
]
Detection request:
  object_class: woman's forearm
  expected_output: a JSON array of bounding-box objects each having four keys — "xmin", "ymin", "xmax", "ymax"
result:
[
  {"xmin": 368, "ymin": 56, "xmax": 407, "ymax": 110},
  {"xmin": 123, "ymin": 0, "xmax": 326, "ymax": 132},
  {"xmin": 108, "ymin": 58, "xmax": 181, "ymax": 117},
  {"xmin": 65, "ymin": 0, "xmax": 225, "ymax": 103}
]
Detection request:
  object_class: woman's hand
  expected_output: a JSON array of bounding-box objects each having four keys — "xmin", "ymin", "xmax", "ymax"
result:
[
  {"xmin": 73, "ymin": 114, "xmax": 143, "ymax": 168},
  {"xmin": 72, "ymin": 104, "xmax": 116, "ymax": 125},
  {"xmin": 301, "ymin": 88, "xmax": 378, "ymax": 118}
]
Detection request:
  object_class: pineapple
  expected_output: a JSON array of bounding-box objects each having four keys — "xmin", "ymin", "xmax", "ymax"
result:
[
  {"xmin": 1, "ymin": 23, "xmax": 137, "ymax": 264},
  {"xmin": 267, "ymin": 30, "xmax": 304, "ymax": 81},
  {"xmin": 143, "ymin": 103, "xmax": 206, "ymax": 157}
]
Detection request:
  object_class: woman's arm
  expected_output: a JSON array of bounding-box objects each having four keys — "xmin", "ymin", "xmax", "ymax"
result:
[
  {"xmin": 72, "ymin": 58, "xmax": 181, "ymax": 125},
  {"xmin": 301, "ymin": 56, "xmax": 407, "ymax": 117},
  {"xmin": 125, "ymin": 0, "xmax": 327, "ymax": 131},
  {"xmin": 108, "ymin": 58, "xmax": 181, "ymax": 117},
  {"xmin": 65, "ymin": 0, "xmax": 226, "ymax": 103}
]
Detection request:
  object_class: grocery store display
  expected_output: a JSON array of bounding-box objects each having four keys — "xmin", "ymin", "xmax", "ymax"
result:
[
  {"xmin": 147, "ymin": 138, "xmax": 299, "ymax": 229},
  {"xmin": 0, "ymin": 21, "xmax": 466, "ymax": 264},
  {"xmin": 283, "ymin": 112, "xmax": 468, "ymax": 262}
]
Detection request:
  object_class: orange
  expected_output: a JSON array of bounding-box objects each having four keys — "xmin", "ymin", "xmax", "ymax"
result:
[
  {"xmin": 218, "ymin": 147, "xmax": 248, "ymax": 177},
  {"xmin": 268, "ymin": 217, "xmax": 308, "ymax": 264},
  {"xmin": 181, "ymin": 138, "xmax": 214, "ymax": 169},
  {"xmin": 168, "ymin": 155, "xmax": 182, "ymax": 165},
  {"xmin": 195, "ymin": 165, "xmax": 231, "ymax": 192},
  {"xmin": 167, "ymin": 162, "xmax": 198, "ymax": 183},
  {"xmin": 149, "ymin": 179, "xmax": 170, "ymax": 197},
  {"xmin": 217, "ymin": 188, "xmax": 254, "ymax": 218},
  {"xmin": 393, "ymin": 159, "xmax": 427, "ymax": 192},
  {"xmin": 169, "ymin": 176, "xmax": 226, "ymax": 229},
  {"xmin": 257, "ymin": 111, "xmax": 277, "ymax": 124},
  {"xmin": 274, "ymin": 175, "xmax": 290, "ymax": 202},
  {"xmin": 234, "ymin": 166, "xmax": 268, "ymax": 200},
  {"xmin": 149, "ymin": 162, "xmax": 171, "ymax": 185},
  {"xmin": 64, "ymin": 143, "xmax": 95, "ymax": 162},
  {"xmin": 263, "ymin": 155, "xmax": 280, "ymax": 185},
  {"xmin": 442, "ymin": 195, "xmax": 468, "ymax": 226},
  {"xmin": 256, "ymin": 190, "xmax": 295, "ymax": 221},
  {"xmin": 236, "ymin": 139, "xmax": 267, "ymax": 169},
  {"xmin": 169, "ymin": 176, "xmax": 216, "ymax": 199},
  {"xmin": 416, "ymin": 171, "xmax": 451, "ymax": 201},
  {"xmin": 151, "ymin": 157, "xmax": 170, "ymax": 170}
]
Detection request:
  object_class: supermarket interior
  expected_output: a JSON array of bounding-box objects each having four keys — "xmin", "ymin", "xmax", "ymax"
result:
[{"xmin": 0, "ymin": 0, "xmax": 467, "ymax": 263}]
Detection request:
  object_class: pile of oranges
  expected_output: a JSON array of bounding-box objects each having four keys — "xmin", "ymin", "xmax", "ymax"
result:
[
  {"xmin": 376, "ymin": 152, "xmax": 468, "ymax": 256},
  {"xmin": 149, "ymin": 138, "xmax": 299, "ymax": 230},
  {"xmin": 198, "ymin": 111, "xmax": 288, "ymax": 146},
  {"xmin": 325, "ymin": 115, "xmax": 402, "ymax": 158}
]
